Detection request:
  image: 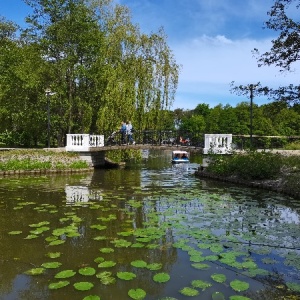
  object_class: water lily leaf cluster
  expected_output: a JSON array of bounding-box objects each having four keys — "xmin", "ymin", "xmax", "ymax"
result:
[{"xmin": 4, "ymin": 171, "xmax": 300, "ymax": 300}]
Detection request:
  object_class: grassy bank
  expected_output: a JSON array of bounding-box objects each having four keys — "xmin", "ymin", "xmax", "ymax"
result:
[
  {"xmin": 0, "ymin": 149, "xmax": 89, "ymax": 171},
  {"xmin": 200, "ymin": 150, "xmax": 300, "ymax": 198}
]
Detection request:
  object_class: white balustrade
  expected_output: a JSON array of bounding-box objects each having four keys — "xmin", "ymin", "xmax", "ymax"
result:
[
  {"xmin": 203, "ymin": 134, "xmax": 232, "ymax": 154},
  {"xmin": 66, "ymin": 134, "xmax": 104, "ymax": 151},
  {"xmin": 65, "ymin": 185, "xmax": 103, "ymax": 205}
]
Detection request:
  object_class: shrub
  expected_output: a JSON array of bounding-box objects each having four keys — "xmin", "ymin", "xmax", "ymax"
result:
[
  {"xmin": 284, "ymin": 142, "xmax": 300, "ymax": 150},
  {"xmin": 206, "ymin": 150, "xmax": 283, "ymax": 180}
]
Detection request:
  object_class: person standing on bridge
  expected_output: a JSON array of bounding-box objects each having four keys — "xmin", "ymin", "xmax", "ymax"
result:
[
  {"xmin": 120, "ymin": 121, "xmax": 127, "ymax": 145},
  {"xmin": 126, "ymin": 121, "xmax": 135, "ymax": 145}
]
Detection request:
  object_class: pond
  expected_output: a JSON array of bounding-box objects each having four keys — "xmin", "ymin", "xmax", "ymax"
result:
[{"xmin": 0, "ymin": 149, "xmax": 299, "ymax": 300}]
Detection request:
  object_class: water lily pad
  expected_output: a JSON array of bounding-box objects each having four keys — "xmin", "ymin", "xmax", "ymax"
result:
[
  {"xmin": 146, "ymin": 244, "xmax": 159, "ymax": 249},
  {"xmin": 45, "ymin": 252, "xmax": 61, "ymax": 259},
  {"xmin": 190, "ymin": 255, "xmax": 205, "ymax": 262},
  {"xmin": 153, "ymin": 273, "xmax": 170, "ymax": 283},
  {"xmin": 211, "ymin": 273, "xmax": 227, "ymax": 283},
  {"xmin": 49, "ymin": 239, "xmax": 65, "ymax": 246},
  {"xmin": 24, "ymin": 234, "xmax": 38, "ymax": 239},
  {"xmin": 31, "ymin": 226, "xmax": 50, "ymax": 234},
  {"xmin": 45, "ymin": 236, "xmax": 58, "ymax": 242},
  {"xmin": 48, "ymin": 280, "xmax": 70, "ymax": 289},
  {"xmin": 191, "ymin": 279, "xmax": 212, "ymax": 290},
  {"xmin": 131, "ymin": 243, "xmax": 145, "ymax": 248},
  {"xmin": 131, "ymin": 260, "xmax": 147, "ymax": 268},
  {"xmin": 55, "ymin": 270, "xmax": 76, "ymax": 279},
  {"xmin": 111, "ymin": 239, "xmax": 132, "ymax": 248},
  {"xmin": 79, "ymin": 267, "xmax": 96, "ymax": 276},
  {"xmin": 41, "ymin": 261, "xmax": 62, "ymax": 269},
  {"xmin": 210, "ymin": 244, "xmax": 224, "ymax": 253},
  {"xmin": 98, "ymin": 261, "xmax": 116, "ymax": 268},
  {"xmin": 99, "ymin": 248, "xmax": 114, "ymax": 253},
  {"xmin": 197, "ymin": 243, "xmax": 211, "ymax": 249},
  {"xmin": 179, "ymin": 287, "xmax": 199, "ymax": 296},
  {"xmin": 94, "ymin": 257, "xmax": 105, "ymax": 263},
  {"xmin": 205, "ymin": 255, "xmax": 219, "ymax": 261},
  {"xmin": 90, "ymin": 224, "xmax": 107, "ymax": 230},
  {"xmin": 52, "ymin": 228, "xmax": 67, "ymax": 236},
  {"xmin": 117, "ymin": 272, "xmax": 136, "ymax": 280},
  {"xmin": 229, "ymin": 296, "xmax": 251, "ymax": 300},
  {"xmin": 83, "ymin": 296, "xmax": 100, "ymax": 300},
  {"xmin": 29, "ymin": 221, "xmax": 50, "ymax": 228},
  {"xmin": 230, "ymin": 279, "xmax": 250, "ymax": 292},
  {"xmin": 96, "ymin": 271, "xmax": 115, "ymax": 285},
  {"xmin": 191, "ymin": 263, "xmax": 210, "ymax": 270},
  {"xmin": 128, "ymin": 288, "xmax": 146, "ymax": 300},
  {"xmin": 117, "ymin": 231, "xmax": 133, "ymax": 237},
  {"xmin": 127, "ymin": 200, "xmax": 142, "ymax": 208},
  {"xmin": 66, "ymin": 231, "xmax": 80, "ymax": 237},
  {"xmin": 93, "ymin": 236, "xmax": 107, "ymax": 241},
  {"xmin": 24, "ymin": 267, "xmax": 45, "ymax": 275},
  {"xmin": 242, "ymin": 260, "xmax": 257, "ymax": 269},
  {"xmin": 146, "ymin": 263, "xmax": 162, "ymax": 270},
  {"xmin": 73, "ymin": 281, "xmax": 94, "ymax": 291},
  {"xmin": 286, "ymin": 282, "xmax": 300, "ymax": 292},
  {"xmin": 136, "ymin": 237, "xmax": 152, "ymax": 243},
  {"xmin": 8, "ymin": 231, "xmax": 22, "ymax": 235},
  {"xmin": 212, "ymin": 291, "xmax": 225, "ymax": 300}
]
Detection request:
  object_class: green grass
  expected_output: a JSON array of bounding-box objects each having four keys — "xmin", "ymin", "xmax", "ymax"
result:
[{"xmin": 0, "ymin": 150, "xmax": 89, "ymax": 171}]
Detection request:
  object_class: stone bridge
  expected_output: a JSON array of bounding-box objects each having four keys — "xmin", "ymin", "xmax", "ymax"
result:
[{"xmin": 65, "ymin": 133, "xmax": 233, "ymax": 168}]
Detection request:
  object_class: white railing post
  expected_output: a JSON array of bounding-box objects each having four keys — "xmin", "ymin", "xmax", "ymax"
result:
[
  {"xmin": 89, "ymin": 135, "xmax": 104, "ymax": 147},
  {"xmin": 203, "ymin": 134, "xmax": 232, "ymax": 154},
  {"xmin": 66, "ymin": 134, "xmax": 104, "ymax": 151}
]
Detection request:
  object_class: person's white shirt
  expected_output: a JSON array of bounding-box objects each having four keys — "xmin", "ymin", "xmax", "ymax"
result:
[{"xmin": 126, "ymin": 123, "xmax": 132, "ymax": 134}]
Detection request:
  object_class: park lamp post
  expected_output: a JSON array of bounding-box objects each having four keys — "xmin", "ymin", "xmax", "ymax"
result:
[
  {"xmin": 248, "ymin": 84, "xmax": 257, "ymax": 149},
  {"xmin": 230, "ymin": 81, "xmax": 264, "ymax": 149},
  {"xmin": 45, "ymin": 88, "xmax": 56, "ymax": 148}
]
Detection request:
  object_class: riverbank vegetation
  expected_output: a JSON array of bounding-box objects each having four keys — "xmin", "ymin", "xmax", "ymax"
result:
[
  {"xmin": 0, "ymin": 149, "xmax": 143, "ymax": 172},
  {"xmin": 0, "ymin": 150, "xmax": 89, "ymax": 171},
  {"xmin": 105, "ymin": 149, "xmax": 142, "ymax": 164},
  {"xmin": 204, "ymin": 150, "xmax": 300, "ymax": 197}
]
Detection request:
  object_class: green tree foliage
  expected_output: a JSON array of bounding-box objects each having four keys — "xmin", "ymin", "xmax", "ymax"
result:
[
  {"xmin": 180, "ymin": 115, "xmax": 205, "ymax": 134},
  {"xmin": 0, "ymin": 0, "xmax": 179, "ymax": 146},
  {"xmin": 193, "ymin": 103, "xmax": 210, "ymax": 117},
  {"xmin": 178, "ymin": 100, "xmax": 300, "ymax": 139},
  {"xmin": 0, "ymin": 17, "xmax": 48, "ymax": 146},
  {"xmin": 205, "ymin": 104, "xmax": 223, "ymax": 133},
  {"xmin": 274, "ymin": 108, "xmax": 300, "ymax": 135},
  {"xmin": 254, "ymin": 0, "xmax": 300, "ymax": 104}
]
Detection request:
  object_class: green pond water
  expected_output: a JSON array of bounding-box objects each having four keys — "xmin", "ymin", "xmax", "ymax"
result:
[{"xmin": 0, "ymin": 149, "xmax": 300, "ymax": 300}]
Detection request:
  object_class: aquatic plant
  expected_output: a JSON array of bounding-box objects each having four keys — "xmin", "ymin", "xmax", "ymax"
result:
[
  {"xmin": 48, "ymin": 281, "xmax": 70, "ymax": 289},
  {"xmin": 153, "ymin": 273, "xmax": 170, "ymax": 283},
  {"xmin": 128, "ymin": 288, "xmax": 146, "ymax": 300},
  {"xmin": 73, "ymin": 282, "xmax": 94, "ymax": 291},
  {"xmin": 117, "ymin": 272, "xmax": 136, "ymax": 280},
  {"xmin": 179, "ymin": 287, "xmax": 199, "ymax": 296}
]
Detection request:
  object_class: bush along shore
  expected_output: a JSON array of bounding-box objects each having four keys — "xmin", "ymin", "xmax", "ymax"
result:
[
  {"xmin": 0, "ymin": 149, "xmax": 92, "ymax": 175},
  {"xmin": 195, "ymin": 150, "xmax": 300, "ymax": 198}
]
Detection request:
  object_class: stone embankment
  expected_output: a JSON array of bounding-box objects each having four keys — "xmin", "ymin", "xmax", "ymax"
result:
[{"xmin": 195, "ymin": 170, "xmax": 286, "ymax": 194}]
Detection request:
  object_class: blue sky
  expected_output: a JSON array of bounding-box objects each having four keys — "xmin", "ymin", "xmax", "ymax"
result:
[{"xmin": 2, "ymin": 0, "xmax": 300, "ymax": 109}]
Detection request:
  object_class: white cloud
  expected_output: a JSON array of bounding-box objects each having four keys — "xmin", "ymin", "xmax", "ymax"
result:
[{"xmin": 171, "ymin": 35, "xmax": 300, "ymax": 109}]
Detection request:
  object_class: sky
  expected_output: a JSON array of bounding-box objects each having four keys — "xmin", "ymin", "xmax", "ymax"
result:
[{"xmin": 1, "ymin": 0, "xmax": 300, "ymax": 110}]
